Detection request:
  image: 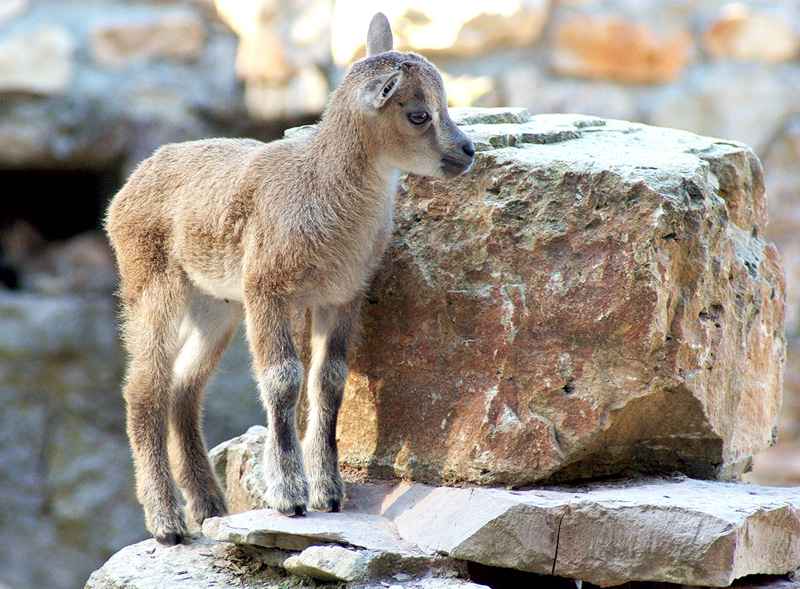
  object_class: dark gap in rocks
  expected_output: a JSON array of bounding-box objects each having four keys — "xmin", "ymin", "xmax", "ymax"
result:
[
  {"xmin": 562, "ymin": 379, "xmax": 575, "ymax": 395},
  {"xmin": 467, "ymin": 564, "xmax": 799, "ymax": 589},
  {"xmin": 0, "ymin": 166, "xmax": 123, "ymax": 240},
  {"xmin": 0, "ymin": 164, "xmax": 123, "ymax": 290},
  {"xmin": 466, "ymin": 562, "xmax": 576, "ymax": 589}
]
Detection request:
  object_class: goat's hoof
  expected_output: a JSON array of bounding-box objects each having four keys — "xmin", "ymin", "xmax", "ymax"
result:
[
  {"xmin": 147, "ymin": 507, "xmax": 190, "ymax": 547},
  {"xmin": 263, "ymin": 472, "xmax": 309, "ymax": 516},
  {"xmin": 275, "ymin": 503, "xmax": 306, "ymax": 516},
  {"xmin": 155, "ymin": 530, "xmax": 192, "ymax": 546},
  {"xmin": 308, "ymin": 483, "xmax": 344, "ymax": 512},
  {"xmin": 188, "ymin": 495, "xmax": 228, "ymax": 525},
  {"xmin": 311, "ymin": 498, "xmax": 341, "ymax": 512}
]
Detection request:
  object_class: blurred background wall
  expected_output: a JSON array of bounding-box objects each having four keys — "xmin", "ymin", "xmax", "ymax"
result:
[{"xmin": 0, "ymin": 1, "xmax": 798, "ymax": 588}]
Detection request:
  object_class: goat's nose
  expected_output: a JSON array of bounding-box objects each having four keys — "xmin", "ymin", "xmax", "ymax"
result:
[{"xmin": 462, "ymin": 140, "xmax": 475, "ymax": 158}]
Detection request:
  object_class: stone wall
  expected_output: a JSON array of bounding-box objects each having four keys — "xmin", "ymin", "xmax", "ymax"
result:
[
  {"xmin": 0, "ymin": 0, "xmax": 249, "ymax": 174},
  {"xmin": 0, "ymin": 293, "xmax": 134, "ymax": 589}
]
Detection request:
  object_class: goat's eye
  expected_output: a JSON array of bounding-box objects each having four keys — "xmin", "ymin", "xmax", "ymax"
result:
[{"xmin": 407, "ymin": 112, "xmax": 429, "ymax": 125}]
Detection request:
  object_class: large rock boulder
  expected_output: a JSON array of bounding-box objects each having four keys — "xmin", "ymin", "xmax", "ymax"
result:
[{"xmin": 332, "ymin": 108, "xmax": 786, "ymax": 487}]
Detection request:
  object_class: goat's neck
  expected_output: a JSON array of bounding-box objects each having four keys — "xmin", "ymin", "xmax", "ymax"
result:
[{"xmin": 311, "ymin": 114, "xmax": 399, "ymax": 202}]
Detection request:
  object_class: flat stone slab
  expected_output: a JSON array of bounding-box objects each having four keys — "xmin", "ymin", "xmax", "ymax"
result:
[
  {"xmin": 203, "ymin": 508, "xmax": 420, "ymax": 554},
  {"xmin": 369, "ymin": 477, "xmax": 800, "ymax": 586},
  {"xmin": 552, "ymin": 479, "xmax": 800, "ymax": 586},
  {"xmin": 207, "ymin": 444, "xmax": 800, "ymax": 588}
]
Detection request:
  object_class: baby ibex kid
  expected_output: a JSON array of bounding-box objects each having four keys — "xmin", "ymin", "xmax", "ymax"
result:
[{"xmin": 106, "ymin": 13, "xmax": 474, "ymax": 545}]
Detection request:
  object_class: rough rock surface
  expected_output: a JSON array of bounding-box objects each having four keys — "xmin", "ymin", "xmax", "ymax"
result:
[
  {"xmin": 282, "ymin": 545, "xmax": 369, "ymax": 582},
  {"xmin": 201, "ymin": 427, "xmax": 800, "ymax": 588},
  {"xmin": 203, "ymin": 507, "xmax": 418, "ymax": 554},
  {"xmin": 88, "ymin": 471, "xmax": 800, "ymax": 588},
  {"xmin": 329, "ymin": 108, "xmax": 786, "ymax": 488},
  {"xmin": 85, "ymin": 535, "xmax": 483, "ymax": 589},
  {"xmin": 84, "ymin": 537, "xmax": 286, "ymax": 589}
]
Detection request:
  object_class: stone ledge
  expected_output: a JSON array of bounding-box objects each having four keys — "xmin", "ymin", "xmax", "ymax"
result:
[
  {"xmin": 203, "ymin": 509, "xmax": 420, "ymax": 554},
  {"xmin": 85, "ymin": 477, "xmax": 800, "ymax": 589},
  {"xmin": 206, "ymin": 427, "xmax": 800, "ymax": 588},
  {"xmin": 210, "ymin": 479, "xmax": 800, "ymax": 587}
]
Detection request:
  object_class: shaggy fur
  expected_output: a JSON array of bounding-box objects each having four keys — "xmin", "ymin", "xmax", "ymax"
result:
[{"xmin": 105, "ymin": 13, "xmax": 474, "ymax": 545}]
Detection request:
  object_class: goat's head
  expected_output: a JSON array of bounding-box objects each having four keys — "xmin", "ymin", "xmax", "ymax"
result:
[{"xmin": 347, "ymin": 13, "xmax": 475, "ymax": 180}]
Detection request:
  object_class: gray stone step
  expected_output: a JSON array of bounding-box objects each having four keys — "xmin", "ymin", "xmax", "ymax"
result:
[{"xmin": 204, "ymin": 459, "xmax": 800, "ymax": 587}]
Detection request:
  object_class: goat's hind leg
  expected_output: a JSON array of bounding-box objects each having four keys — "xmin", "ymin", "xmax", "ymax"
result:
[
  {"xmin": 169, "ymin": 291, "xmax": 242, "ymax": 528},
  {"xmin": 304, "ymin": 300, "xmax": 360, "ymax": 512},
  {"xmin": 122, "ymin": 275, "xmax": 189, "ymax": 545},
  {"xmin": 245, "ymin": 293, "xmax": 308, "ymax": 515}
]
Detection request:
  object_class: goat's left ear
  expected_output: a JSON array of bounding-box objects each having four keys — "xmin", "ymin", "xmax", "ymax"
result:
[
  {"xmin": 359, "ymin": 70, "xmax": 402, "ymax": 111},
  {"xmin": 366, "ymin": 13, "xmax": 393, "ymax": 56}
]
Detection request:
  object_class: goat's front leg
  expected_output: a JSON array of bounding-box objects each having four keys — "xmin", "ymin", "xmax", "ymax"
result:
[
  {"xmin": 304, "ymin": 299, "xmax": 360, "ymax": 512},
  {"xmin": 245, "ymin": 291, "xmax": 308, "ymax": 515}
]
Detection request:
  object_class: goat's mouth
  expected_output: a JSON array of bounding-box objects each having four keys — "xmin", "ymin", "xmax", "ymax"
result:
[{"xmin": 440, "ymin": 155, "xmax": 473, "ymax": 179}]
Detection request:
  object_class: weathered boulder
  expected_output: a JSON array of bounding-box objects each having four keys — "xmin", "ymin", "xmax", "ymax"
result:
[{"xmin": 328, "ymin": 108, "xmax": 786, "ymax": 487}]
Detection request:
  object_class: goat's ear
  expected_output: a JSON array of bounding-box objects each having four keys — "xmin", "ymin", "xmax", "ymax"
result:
[
  {"xmin": 366, "ymin": 12, "xmax": 393, "ymax": 56},
  {"xmin": 360, "ymin": 70, "xmax": 402, "ymax": 111}
]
